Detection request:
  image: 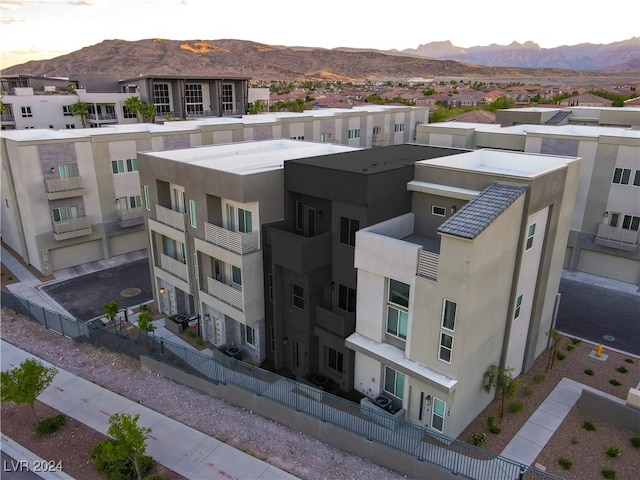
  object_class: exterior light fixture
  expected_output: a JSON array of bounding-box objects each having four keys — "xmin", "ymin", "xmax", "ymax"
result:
[
  {"xmin": 450, "ymin": 206, "xmax": 457, "ymax": 214},
  {"xmin": 425, "ymin": 395, "xmax": 432, "ymax": 407},
  {"xmin": 159, "ymin": 287, "xmax": 165, "ymax": 294}
]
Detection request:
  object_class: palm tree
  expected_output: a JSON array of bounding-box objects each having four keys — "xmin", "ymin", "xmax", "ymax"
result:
[
  {"xmin": 69, "ymin": 100, "xmax": 89, "ymax": 128},
  {"xmin": 124, "ymin": 96, "xmax": 144, "ymax": 123},
  {"xmin": 140, "ymin": 102, "xmax": 156, "ymax": 123}
]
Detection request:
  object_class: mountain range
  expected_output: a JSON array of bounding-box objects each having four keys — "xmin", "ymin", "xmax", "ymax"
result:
[{"xmin": 2, "ymin": 37, "xmax": 638, "ymax": 82}]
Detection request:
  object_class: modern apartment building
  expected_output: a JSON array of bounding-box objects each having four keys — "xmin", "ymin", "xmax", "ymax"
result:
[
  {"xmin": 416, "ymin": 111, "xmax": 640, "ymax": 286},
  {"xmin": 262, "ymin": 144, "xmax": 464, "ymax": 390},
  {"xmin": 346, "ymin": 149, "xmax": 581, "ymax": 437},
  {"xmin": 137, "ymin": 140, "xmax": 358, "ymax": 364}
]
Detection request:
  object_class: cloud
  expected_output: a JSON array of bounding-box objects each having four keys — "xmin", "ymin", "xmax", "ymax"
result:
[
  {"xmin": 68, "ymin": 0, "xmax": 95, "ymax": 5},
  {"xmin": 0, "ymin": 15, "xmax": 25, "ymax": 23},
  {"xmin": 0, "ymin": 0, "xmax": 27, "ymax": 11}
]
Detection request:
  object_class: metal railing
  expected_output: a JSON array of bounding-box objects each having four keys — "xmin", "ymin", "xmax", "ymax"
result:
[
  {"xmin": 52, "ymin": 216, "xmax": 92, "ymax": 235},
  {"xmin": 315, "ymin": 305, "xmax": 355, "ymax": 337},
  {"xmin": 44, "ymin": 176, "xmax": 84, "ymax": 194},
  {"xmin": 595, "ymin": 224, "xmax": 638, "ymax": 250},
  {"xmin": 118, "ymin": 206, "xmax": 145, "ymax": 222},
  {"xmin": 159, "ymin": 253, "xmax": 188, "ymax": 281},
  {"xmin": 206, "ymin": 276, "xmax": 244, "ymax": 311},
  {"xmin": 1, "ymin": 289, "xmax": 561, "ymax": 480},
  {"xmin": 155, "ymin": 204, "xmax": 186, "ymax": 232},
  {"xmin": 204, "ymin": 222, "xmax": 259, "ymax": 255}
]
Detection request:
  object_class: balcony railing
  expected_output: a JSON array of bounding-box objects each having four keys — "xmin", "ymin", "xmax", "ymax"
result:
[
  {"xmin": 87, "ymin": 112, "xmax": 117, "ymax": 122},
  {"xmin": 315, "ymin": 306, "xmax": 355, "ymax": 338},
  {"xmin": 155, "ymin": 204, "xmax": 186, "ymax": 232},
  {"xmin": 159, "ymin": 253, "xmax": 188, "ymax": 281},
  {"xmin": 206, "ymin": 276, "xmax": 244, "ymax": 312},
  {"xmin": 44, "ymin": 176, "xmax": 85, "ymax": 200},
  {"xmin": 595, "ymin": 224, "xmax": 639, "ymax": 252},
  {"xmin": 52, "ymin": 216, "xmax": 92, "ymax": 240},
  {"xmin": 1, "ymin": 114, "xmax": 15, "ymax": 122},
  {"xmin": 117, "ymin": 206, "xmax": 145, "ymax": 227},
  {"xmin": 204, "ymin": 222, "xmax": 259, "ymax": 255},
  {"xmin": 417, "ymin": 250, "xmax": 439, "ymax": 281}
]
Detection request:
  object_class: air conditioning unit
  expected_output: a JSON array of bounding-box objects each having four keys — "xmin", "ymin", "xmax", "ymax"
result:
[{"xmin": 373, "ymin": 394, "xmax": 393, "ymax": 412}]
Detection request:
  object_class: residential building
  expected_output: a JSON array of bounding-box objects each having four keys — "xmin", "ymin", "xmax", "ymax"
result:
[
  {"xmin": 346, "ymin": 149, "xmax": 581, "ymax": 437},
  {"xmin": 415, "ymin": 116, "xmax": 640, "ymax": 286},
  {"xmin": 137, "ymin": 140, "xmax": 358, "ymax": 364},
  {"xmin": 262, "ymin": 144, "xmax": 464, "ymax": 390}
]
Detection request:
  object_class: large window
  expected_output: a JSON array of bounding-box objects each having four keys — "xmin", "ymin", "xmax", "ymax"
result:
[
  {"xmin": 339, "ymin": 216, "xmax": 359, "ymax": 247},
  {"xmin": 612, "ymin": 167, "xmax": 631, "ymax": 185},
  {"xmin": 242, "ymin": 324, "xmax": 255, "ymax": 347},
  {"xmin": 111, "ymin": 158, "xmax": 138, "ymax": 174},
  {"xmin": 292, "ymin": 283, "xmax": 304, "ymax": 310},
  {"xmin": 384, "ymin": 366, "xmax": 405, "ymax": 399},
  {"xmin": 347, "ymin": 128, "xmax": 361, "ymax": 139},
  {"xmin": 394, "ymin": 123, "xmax": 405, "ymax": 132},
  {"xmin": 525, "ymin": 223, "xmax": 536, "ymax": 250},
  {"xmin": 338, "ymin": 284, "xmax": 356, "ymax": 312},
  {"xmin": 326, "ymin": 347, "xmax": 343, "ymax": 374},
  {"xmin": 52, "ymin": 205, "xmax": 79, "ymax": 222},
  {"xmin": 228, "ymin": 205, "xmax": 253, "ymax": 234},
  {"xmin": 387, "ymin": 279, "xmax": 409, "ymax": 341},
  {"xmin": 622, "ymin": 215, "xmax": 640, "ymax": 231},
  {"xmin": 58, "ymin": 164, "xmax": 77, "ymax": 178},
  {"xmin": 441, "ymin": 300, "xmax": 456, "ymax": 331},
  {"xmin": 153, "ymin": 83, "xmax": 171, "ymax": 114},
  {"xmin": 222, "ymin": 83, "xmax": 234, "ymax": 113},
  {"xmin": 185, "ymin": 84, "xmax": 204, "ymax": 115},
  {"xmin": 439, "ymin": 299, "xmax": 456, "ymax": 363}
]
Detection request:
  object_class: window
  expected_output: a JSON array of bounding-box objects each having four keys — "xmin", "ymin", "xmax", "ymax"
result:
[
  {"xmin": 232, "ymin": 265, "xmax": 242, "ymax": 286},
  {"xmin": 634, "ymin": 170, "xmax": 640, "ymax": 187},
  {"xmin": 441, "ymin": 300, "xmax": 456, "ymax": 331},
  {"xmin": 189, "ymin": 200, "xmax": 197, "ymax": 228},
  {"xmin": 525, "ymin": 223, "xmax": 536, "ymax": 250},
  {"xmin": 514, "ymin": 295, "xmax": 523, "ymax": 320},
  {"xmin": 347, "ymin": 128, "xmax": 360, "ymax": 139},
  {"xmin": 21, "ymin": 107, "xmax": 32, "ymax": 118},
  {"xmin": 52, "ymin": 207, "xmax": 68, "ymax": 222},
  {"xmin": 622, "ymin": 215, "xmax": 640, "ymax": 231},
  {"xmin": 126, "ymin": 158, "xmax": 138, "ymax": 172},
  {"xmin": 129, "ymin": 195, "xmax": 141, "ymax": 208},
  {"xmin": 58, "ymin": 164, "xmax": 77, "ymax": 178},
  {"xmin": 609, "ymin": 212, "xmax": 620, "ymax": 227},
  {"xmin": 387, "ymin": 279, "xmax": 409, "ymax": 341},
  {"xmin": 123, "ymin": 106, "xmax": 137, "ymax": 119},
  {"xmin": 431, "ymin": 398, "xmax": 445, "ymax": 433},
  {"xmin": 384, "ymin": 366, "xmax": 405, "ymax": 399},
  {"xmin": 238, "ymin": 208, "xmax": 252, "ymax": 234},
  {"xmin": 394, "ymin": 123, "xmax": 405, "ymax": 132},
  {"xmin": 338, "ymin": 284, "xmax": 356, "ymax": 312},
  {"xmin": 62, "ymin": 105, "xmax": 73, "ymax": 117},
  {"xmin": 320, "ymin": 132, "xmax": 331, "ymax": 142},
  {"xmin": 153, "ymin": 83, "xmax": 171, "ymax": 114},
  {"xmin": 326, "ymin": 347, "xmax": 343, "ymax": 374},
  {"xmin": 185, "ymin": 84, "xmax": 204, "ymax": 115},
  {"xmin": 612, "ymin": 168, "xmax": 631, "ymax": 185},
  {"xmin": 295, "ymin": 201, "xmax": 303, "ymax": 231},
  {"xmin": 143, "ymin": 185, "xmax": 151, "ymax": 211},
  {"xmin": 112, "ymin": 159, "xmax": 125, "ymax": 174},
  {"xmin": 339, "ymin": 216, "xmax": 359, "ymax": 247},
  {"xmin": 373, "ymin": 126, "xmax": 382, "ymax": 135},
  {"xmin": 222, "ymin": 83, "xmax": 234, "ymax": 113},
  {"xmin": 242, "ymin": 324, "xmax": 256, "ymax": 347},
  {"xmin": 292, "ymin": 283, "xmax": 304, "ymax": 310},
  {"xmin": 289, "ymin": 135, "xmax": 304, "ymax": 140},
  {"xmin": 65, "ymin": 124, "xmax": 75, "ymax": 129},
  {"xmin": 439, "ymin": 333, "xmax": 453, "ymax": 363},
  {"xmin": 112, "ymin": 158, "xmax": 138, "ymax": 174},
  {"xmin": 432, "ymin": 205, "xmax": 446, "ymax": 217}
]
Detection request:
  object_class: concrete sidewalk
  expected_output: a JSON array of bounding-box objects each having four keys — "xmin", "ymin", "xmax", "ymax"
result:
[{"xmin": 1, "ymin": 340, "xmax": 297, "ymax": 480}]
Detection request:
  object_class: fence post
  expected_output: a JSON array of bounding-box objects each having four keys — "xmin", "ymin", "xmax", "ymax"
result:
[
  {"xmin": 41, "ymin": 305, "xmax": 48, "ymax": 329},
  {"xmin": 59, "ymin": 313, "xmax": 65, "ymax": 337}
]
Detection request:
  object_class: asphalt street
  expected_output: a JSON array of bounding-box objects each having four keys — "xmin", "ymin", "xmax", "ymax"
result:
[
  {"xmin": 40, "ymin": 258, "xmax": 153, "ymax": 321},
  {"xmin": 556, "ymin": 278, "xmax": 640, "ymax": 356}
]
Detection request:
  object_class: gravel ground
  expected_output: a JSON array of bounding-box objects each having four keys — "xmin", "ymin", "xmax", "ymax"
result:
[{"xmin": 1, "ymin": 310, "xmax": 406, "ymax": 480}]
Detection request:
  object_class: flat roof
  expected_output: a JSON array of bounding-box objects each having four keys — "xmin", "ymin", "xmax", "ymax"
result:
[
  {"xmin": 0, "ymin": 129, "xmax": 80, "ymax": 142},
  {"xmin": 141, "ymin": 139, "xmax": 360, "ymax": 175},
  {"xmin": 418, "ymin": 148, "xmax": 576, "ymax": 178}
]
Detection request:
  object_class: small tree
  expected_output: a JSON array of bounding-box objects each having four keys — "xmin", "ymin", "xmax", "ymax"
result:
[
  {"xmin": 137, "ymin": 311, "xmax": 155, "ymax": 348},
  {"xmin": 69, "ymin": 100, "xmax": 89, "ymax": 128},
  {"xmin": 1, "ymin": 359, "xmax": 58, "ymax": 426},
  {"xmin": 546, "ymin": 328, "xmax": 562, "ymax": 372},
  {"xmin": 103, "ymin": 413, "xmax": 151, "ymax": 480},
  {"xmin": 483, "ymin": 364, "xmax": 518, "ymax": 421},
  {"xmin": 140, "ymin": 102, "xmax": 156, "ymax": 123},
  {"xmin": 103, "ymin": 300, "xmax": 119, "ymax": 329},
  {"xmin": 124, "ymin": 96, "xmax": 144, "ymax": 123}
]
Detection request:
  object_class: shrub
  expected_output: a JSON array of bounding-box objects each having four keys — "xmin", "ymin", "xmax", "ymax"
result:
[
  {"xmin": 36, "ymin": 414, "xmax": 66, "ymax": 436},
  {"xmin": 582, "ymin": 421, "xmax": 596, "ymax": 431},
  {"xmin": 556, "ymin": 351, "xmax": 566, "ymax": 361},
  {"xmin": 570, "ymin": 338, "xmax": 581, "ymax": 345},
  {"xmin": 558, "ymin": 457, "xmax": 573, "ymax": 470},
  {"xmin": 601, "ymin": 468, "xmax": 616, "ymax": 479},
  {"xmin": 566, "ymin": 342, "xmax": 576, "ymax": 351},
  {"xmin": 508, "ymin": 401, "xmax": 525, "ymax": 413},
  {"xmin": 470, "ymin": 432, "xmax": 486, "ymax": 447},
  {"xmin": 624, "ymin": 358, "xmax": 634, "ymax": 364},
  {"xmin": 571, "ymin": 437, "xmax": 579, "ymax": 445},
  {"xmin": 605, "ymin": 446, "xmax": 621, "ymax": 458},
  {"xmin": 186, "ymin": 329, "xmax": 196, "ymax": 338},
  {"xmin": 521, "ymin": 385, "xmax": 534, "ymax": 397},
  {"xmin": 533, "ymin": 374, "xmax": 545, "ymax": 384},
  {"xmin": 90, "ymin": 439, "xmax": 153, "ymax": 480},
  {"xmin": 487, "ymin": 416, "xmax": 501, "ymax": 434},
  {"xmin": 616, "ymin": 366, "xmax": 628, "ymax": 374},
  {"xmin": 631, "ymin": 437, "xmax": 640, "ymax": 448},
  {"xmin": 584, "ymin": 369, "xmax": 595, "ymax": 376},
  {"xmin": 195, "ymin": 336, "xmax": 204, "ymax": 346},
  {"xmin": 609, "ymin": 379, "xmax": 622, "ymax": 386}
]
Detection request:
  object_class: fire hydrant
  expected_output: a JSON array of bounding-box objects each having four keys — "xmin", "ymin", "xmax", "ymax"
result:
[{"xmin": 596, "ymin": 344, "xmax": 603, "ymax": 357}]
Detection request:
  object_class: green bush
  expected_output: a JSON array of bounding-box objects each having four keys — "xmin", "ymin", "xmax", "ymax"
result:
[
  {"xmin": 601, "ymin": 468, "xmax": 616, "ymax": 479},
  {"xmin": 616, "ymin": 366, "xmax": 628, "ymax": 374},
  {"xmin": 90, "ymin": 439, "xmax": 153, "ymax": 480},
  {"xmin": 571, "ymin": 437, "xmax": 579, "ymax": 445},
  {"xmin": 605, "ymin": 446, "xmax": 621, "ymax": 458},
  {"xmin": 185, "ymin": 329, "xmax": 196, "ymax": 338},
  {"xmin": 521, "ymin": 385, "xmax": 534, "ymax": 397},
  {"xmin": 584, "ymin": 369, "xmax": 595, "ymax": 376},
  {"xmin": 470, "ymin": 432, "xmax": 486, "ymax": 447},
  {"xmin": 556, "ymin": 351, "xmax": 567, "ymax": 361},
  {"xmin": 624, "ymin": 358, "xmax": 634, "ymax": 364},
  {"xmin": 487, "ymin": 416, "xmax": 501, "ymax": 434},
  {"xmin": 195, "ymin": 336, "xmax": 204, "ymax": 346},
  {"xmin": 558, "ymin": 457, "xmax": 573, "ymax": 470},
  {"xmin": 631, "ymin": 436, "xmax": 640, "ymax": 448},
  {"xmin": 36, "ymin": 414, "xmax": 66, "ymax": 437},
  {"xmin": 582, "ymin": 421, "xmax": 596, "ymax": 431},
  {"xmin": 566, "ymin": 342, "xmax": 576, "ymax": 351},
  {"xmin": 609, "ymin": 379, "xmax": 622, "ymax": 386},
  {"xmin": 508, "ymin": 401, "xmax": 525, "ymax": 413},
  {"xmin": 533, "ymin": 374, "xmax": 545, "ymax": 383},
  {"xmin": 570, "ymin": 338, "xmax": 582, "ymax": 345}
]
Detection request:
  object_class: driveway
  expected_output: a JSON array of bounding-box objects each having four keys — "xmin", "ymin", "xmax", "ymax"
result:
[{"xmin": 41, "ymin": 259, "xmax": 153, "ymax": 321}]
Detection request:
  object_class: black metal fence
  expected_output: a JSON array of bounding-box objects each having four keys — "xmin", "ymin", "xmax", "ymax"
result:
[{"xmin": 1, "ymin": 290, "xmax": 562, "ymax": 480}]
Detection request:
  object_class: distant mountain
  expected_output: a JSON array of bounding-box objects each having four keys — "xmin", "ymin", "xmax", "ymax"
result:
[
  {"xmin": 401, "ymin": 38, "xmax": 640, "ymax": 72},
  {"xmin": 0, "ymin": 38, "xmax": 610, "ymax": 82}
]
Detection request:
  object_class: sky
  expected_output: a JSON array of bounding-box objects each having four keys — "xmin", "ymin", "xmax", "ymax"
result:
[{"xmin": 1, "ymin": 0, "xmax": 638, "ymax": 71}]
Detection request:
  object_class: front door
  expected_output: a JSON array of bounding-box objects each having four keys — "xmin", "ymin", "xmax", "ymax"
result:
[{"xmin": 214, "ymin": 315, "xmax": 225, "ymax": 345}]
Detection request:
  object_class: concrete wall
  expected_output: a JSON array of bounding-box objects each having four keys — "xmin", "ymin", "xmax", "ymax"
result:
[{"xmin": 578, "ymin": 388, "xmax": 640, "ymax": 433}]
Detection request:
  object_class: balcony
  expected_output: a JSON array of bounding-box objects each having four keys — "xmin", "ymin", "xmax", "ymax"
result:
[
  {"xmin": 204, "ymin": 222, "xmax": 259, "ymax": 255},
  {"xmin": 268, "ymin": 227, "xmax": 332, "ymax": 274},
  {"xmin": 595, "ymin": 224, "xmax": 639, "ymax": 252},
  {"xmin": 87, "ymin": 112, "xmax": 117, "ymax": 124},
  {"xmin": 1, "ymin": 113, "xmax": 15, "ymax": 123},
  {"xmin": 44, "ymin": 176, "xmax": 86, "ymax": 200},
  {"xmin": 159, "ymin": 253, "xmax": 188, "ymax": 281},
  {"xmin": 206, "ymin": 276, "xmax": 244, "ymax": 312},
  {"xmin": 155, "ymin": 204, "xmax": 186, "ymax": 232},
  {"xmin": 52, "ymin": 216, "xmax": 92, "ymax": 241},
  {"xmin": 315, "ymin": 306, "xmax": 355, "ymax": 338},
  {"xmin": 372, "ymin": 133, "xmax": 388, "ymax": 147},
  {"xmin": 118, "ymin": 206, "xmax": 145, "ymax": 228}
]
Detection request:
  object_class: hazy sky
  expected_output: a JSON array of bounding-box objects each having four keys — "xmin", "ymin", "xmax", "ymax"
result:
[{"xmin": 1, "ymin": 0, "xmax": 638, "ymax": 70}]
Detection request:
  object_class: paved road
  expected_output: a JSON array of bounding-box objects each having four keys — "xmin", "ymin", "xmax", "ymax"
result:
[
  {"xmin": 1, "ymin": 451, "xmax": 41, "ymax": 480},
  {"xmin": 556, "ymin": 278, "xmax": 640, "ymax": 356},
  {"xmin": 40, "ymin": 258, "xmax": 152, "ymax": 321}
]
